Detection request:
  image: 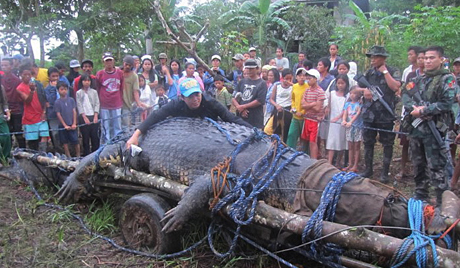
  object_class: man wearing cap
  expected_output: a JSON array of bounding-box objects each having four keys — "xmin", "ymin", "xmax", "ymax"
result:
[
  {"xmin": 227, "ymin": 54, "xmax": 244, "ymax": 90},
  {"xmin": 1, "ymin": 57, "xmax": 25, "ymax": 148},
  {"xmin": 248, "ymin": 47, "xmax": 261, "ymax": 68},
  {"xmin": 67, "ymin": 59, "xmax": 81, "ymax": 87},
  {"xmin": 155, "ymin": 53, "xmax": 168, "ymax": 86},
  {"xmin": 358, "ymin": 45, "xmax": 401, "ymax": 183},
  {"xmin": 453, "ymin": 57, "xmax": 460, "ymax": 82},
  {"xmin": 403, "ymin": 46, "xmax": 457, "ymax": 205},
  {"xmin": 96, "ymin": 52, "xmax": 124, "ymax": 143},
  {"xmin": 232, "ymin": 59, "xmax": 267, "ymax": 129},
  {"xmin": 203, "ymin": 55, "xmax": 226, "ymax": 96},
  {"xmin": 121, "ymin": 55, "xmax": 143, "ymax": 127},
  {"xmin": 73, "ymin": 59, "xmax": 96, "ymax": 98},
  {"xmin": 125, "ymin": 78, "xmax": 252, "ymax": 149}
]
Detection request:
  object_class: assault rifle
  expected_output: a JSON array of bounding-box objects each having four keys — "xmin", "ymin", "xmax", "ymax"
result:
[
  {"xmin": 405, "ymin": 88, "xmax": 445, "ymax": 149},
  {"xmin": 354, "ymin": 74, "xmax": 395, "ymax": 118}
]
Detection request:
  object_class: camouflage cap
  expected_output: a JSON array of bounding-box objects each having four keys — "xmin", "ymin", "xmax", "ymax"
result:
[{"xmin": 365, "ymin": 45, "xmax": 389, "ymax": 58}]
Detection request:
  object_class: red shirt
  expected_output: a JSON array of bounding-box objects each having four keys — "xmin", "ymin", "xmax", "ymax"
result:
[
  {"xmin": 1, "ymin": 72, "xmax": 22, "ymax": 114},
  {"xmin": 17, "ymin": 82, "xmax": 43, "ymax": 125},
  {"xmin": 96, "ymin": 69, "xmax": 124, "ymax": 110}
]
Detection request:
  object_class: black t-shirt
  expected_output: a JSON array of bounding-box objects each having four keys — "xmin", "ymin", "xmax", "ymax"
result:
[
  {"xmin": 137, "ymin": 94, "xmax": 252, "ymax": 134},
  {"xmin": 235, "ymin": 78, "xmax": 267, "ymax": 128},
  {"xmin": 359, "ymin": 66, "xmax": 401, "ymax": 123}
]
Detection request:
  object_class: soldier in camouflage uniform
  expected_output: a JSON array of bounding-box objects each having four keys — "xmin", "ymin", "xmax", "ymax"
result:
[
  {"xmin": 358, "ymin": 46, "xmax": 401, "ymax": 183},
  {"xmin": 402, "ymin": 46, "xmax": 458, "ymax": 206}
]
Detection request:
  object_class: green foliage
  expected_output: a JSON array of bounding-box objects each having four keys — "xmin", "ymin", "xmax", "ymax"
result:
[
  {"xmin": 85, "ymin": 200, "xmax": 116, "ymax": 234},
  {"xmin": 219, "ymin": 31, "xmax": 249, "ymax": 71},
  {"xmin": 405, "ymin": 5, "xmax": 460, "ymax": 59},
  {"xmin": 281, "ymin": 1, "xmax": 336, "ymax": 62},
  {"xmin": 220, "ymin": 0, "xmax": 291, "ymax": 60},
  {"xmin": 334, "ymin": 1, "xmax": 460, "ymax": 72}
]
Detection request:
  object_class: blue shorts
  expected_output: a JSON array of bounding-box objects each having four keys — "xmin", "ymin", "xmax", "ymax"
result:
[
  {"xmin": 58, "ymin": 129, "xmax": 79, "ymax": 145},
  {"xmin": 24, "ymin": 121, "xmax": 50, "ymax": 140}
]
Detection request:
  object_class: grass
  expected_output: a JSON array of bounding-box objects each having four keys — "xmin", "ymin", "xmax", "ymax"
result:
[{"xmin": 85, "ymin": 199, "xmax": 117, "ymax": 234}]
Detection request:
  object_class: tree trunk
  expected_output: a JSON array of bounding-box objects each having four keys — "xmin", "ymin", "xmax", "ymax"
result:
[
  {"xmin": 39, "ymin": 32, "xmax": 45, "ymax": 67},
  {"xmin": 145, "ymin": 29, "xmax": 153, "ymax": 55},
  {"xmin": 26, "ymin": 35, "xmax": 35, "ymax": 62},
  {"xmin": 34, "ymin": 0, "xmax": 45, "ymax": 67},
  {"xmin": 75, "ymin": 29, "xmax": 85, "ymax": 62}
]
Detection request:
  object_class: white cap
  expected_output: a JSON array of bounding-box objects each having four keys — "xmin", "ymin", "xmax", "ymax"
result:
[
  {"xmin": 141, "ymin": 55, "xmax": 152, "ymax": 61},
  {"xmin": 211, "ymin": 55, "xmax": 221, "ymax": 61},
  {"xmin": 305, "ymin": 69, "xmax": 321, "ymax": 80},
  {"xmin": 249, "ymin": 47, "xmax": 256, "ymax": 52}
]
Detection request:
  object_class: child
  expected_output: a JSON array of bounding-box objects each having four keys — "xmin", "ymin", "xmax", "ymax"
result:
[
  {"xmin": 265, "ymin": 69, "xmax": 293, "ymax": 142},
  {"xmin": 54, "ymin": 82, "xmax": 80, "ymax": 157},
  {"xmin": 342, "ymin": 87, "xmax": 363, "ymax": 172},
  {"xmin": 16, "ymin": 63, "xmax": 49, "ymax": 151},
  {"xmin": 327, "ymin": 74, "xmax": 349, "ymax": 165},
  {"xmin": 153, "ymin": 85, "xmax": 169, "ymax": 110},
  {"xmin": 286, "ymin": 68, "xmax": 309, "ymax": 149},
  {"xmin": 44, "ymin": 67, "xmax": 61, "ymax": 150},
  {"xmin": 214, "ymin": 75, "xmax": 232, "ymax": 110},
  {"xmin": 300, "ymin": 69, "xmax": 325, "ymax": 159},
  {"xmin": 76, "ymin": 74, "xmax": 100, "ymax": 156},
  {"xmin": 138, "ymin": 74, "xmax": 153, "ymax": 121}
]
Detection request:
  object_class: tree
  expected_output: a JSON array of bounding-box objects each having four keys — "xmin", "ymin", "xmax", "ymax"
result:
[
  {"xmin": 0, "ymin": 0, "xmax": 53, "ymax": 65},
  {"xmin": 281, "ymin": 1, "xmax": 336, "ymax": 62},
  {"xmin": 219, "ymin": 0, "xmax": 291, "ymax": 60},
  {"xmin": 334, "ymin": 1, "xmax": 460, "ymax": 71}
]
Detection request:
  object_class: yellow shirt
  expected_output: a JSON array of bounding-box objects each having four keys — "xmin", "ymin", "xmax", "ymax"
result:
[
  {"xmin": 36, "ymin": 68, "xmax": 49, "ymax": 88},
  {"xmin": 291, "ymin": 82, "xmax": 309, "ymax": 119}
]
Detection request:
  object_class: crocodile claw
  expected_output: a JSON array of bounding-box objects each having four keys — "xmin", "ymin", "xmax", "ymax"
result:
[
  {"xmin": 55, "ymin": 173, "xmax": 83, "ymax": 204},
  {"xmin": 161, "ymin": 207, "xmax": 184, "ymax": 233}
]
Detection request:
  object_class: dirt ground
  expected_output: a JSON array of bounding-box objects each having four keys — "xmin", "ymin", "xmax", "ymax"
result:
[{"xmin": 0, "ymin": 140, "xmax": 417, "ymax": 268}]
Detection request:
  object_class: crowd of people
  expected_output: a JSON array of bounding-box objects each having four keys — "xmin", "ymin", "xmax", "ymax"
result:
[{"xmin": 1, "ymin": 43, "xmax": 460, "ymax": 206}]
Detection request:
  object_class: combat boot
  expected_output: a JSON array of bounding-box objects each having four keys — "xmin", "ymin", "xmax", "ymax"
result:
[
  {"xmin": 360, "ymin": 145, "xmax": 374, "ymax": 178},
  {"xmin": 380, "ymin": 146, "xmax": 393, "ymax": 184}
]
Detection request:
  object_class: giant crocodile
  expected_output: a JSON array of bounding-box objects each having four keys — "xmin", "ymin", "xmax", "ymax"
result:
[{"xmin": 57, "ymin": 117, "xmax": 413, "ymax": 237}]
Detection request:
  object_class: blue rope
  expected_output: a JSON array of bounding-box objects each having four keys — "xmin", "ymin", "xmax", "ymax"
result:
[
  {"xmin": 204, "ymin": 125, "xmax": 302, "ymax": 260},
  {"xmin": 390, "ymin": 199, "xmax": 438, "ymax": 268},
  {"xmin": 301, "ymin": 172, "xmax": 358, "ymax": 266},
  {"xmin": 430, "ymin": 232, "xmax": 452, "ymax": 250}
]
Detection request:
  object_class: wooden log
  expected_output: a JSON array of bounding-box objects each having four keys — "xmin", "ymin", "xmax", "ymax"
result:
[
  {"xmin": 252, "ymin": 202, "xmax": 460, "ymax": 268},
  {"xmin": 14, "ymin": 151, "xmax": 79, "ymax": 171},
  {"xmin": 12, "ymin": 152, "xmax": 460, "ymax": 266}
]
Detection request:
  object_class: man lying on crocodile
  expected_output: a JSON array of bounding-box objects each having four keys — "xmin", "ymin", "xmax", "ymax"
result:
[{"xmin": 126, "ymin": 78, "xmax": 252, "ymax": 149}]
